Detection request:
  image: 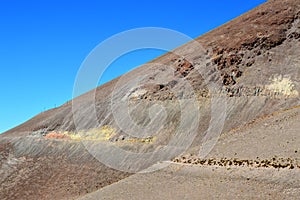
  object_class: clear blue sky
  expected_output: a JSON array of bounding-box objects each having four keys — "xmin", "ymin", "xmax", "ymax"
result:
[{"xmin": 0, "ymin": 0, "xmax": 266, "ymax": 133}]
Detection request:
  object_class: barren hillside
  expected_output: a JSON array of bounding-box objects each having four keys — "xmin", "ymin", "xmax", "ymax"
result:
[{"xmin": 1, "ymin": 0, "xmax": 300, "ymax": 199}]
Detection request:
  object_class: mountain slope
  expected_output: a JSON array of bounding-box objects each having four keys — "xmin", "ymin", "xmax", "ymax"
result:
[
  {"xmin": 1, "ymin": 0, "xmax": 300, "ymax": 199},
  {"xmin": 3, "ymin": 0, "xmax": 300, "ymax": 138},
  {"xmin": 79, "ymin": 99, "xmax": 300, "ymax": 200}
]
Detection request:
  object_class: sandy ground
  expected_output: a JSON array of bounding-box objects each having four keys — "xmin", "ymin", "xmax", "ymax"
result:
[
  {"xmin": 78, "ymin": 163, "xmax": 300, "ymax": 200},
  {"xmin": 78, "ymin": 106, "xmax": 300, "ymax": 200}
]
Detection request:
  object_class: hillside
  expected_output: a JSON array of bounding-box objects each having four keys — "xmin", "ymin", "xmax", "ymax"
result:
[
  {"xmin": 3, "ymin": 0, "xmax": 300, "ymax": 136},
  {"xmin": 1, "ymin": 0, "xmax": 300, "ymax": 199}
]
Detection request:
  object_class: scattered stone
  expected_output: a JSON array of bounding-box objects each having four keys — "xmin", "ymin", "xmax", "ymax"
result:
[{"xmin": 172, "ymin": 156, "xmax": 300, "ymax": 170}]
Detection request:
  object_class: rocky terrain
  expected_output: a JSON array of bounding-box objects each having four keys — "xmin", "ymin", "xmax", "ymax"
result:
[
  {"xmin": 0, "ymin": 138, "xmax": 130, "ymax": 200},
  {"xmin": 1, "ymin": 0, "xmax": 300, "ymax": 199},
  {"xmin": 79, "ymin": 98, "xmax": 300, "ymax": 200}
]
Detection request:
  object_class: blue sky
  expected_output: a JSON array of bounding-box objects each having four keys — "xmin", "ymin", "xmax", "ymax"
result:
[{"xmin": 0, "ymin": 0, "xmax": 266, "ymax": 133}]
